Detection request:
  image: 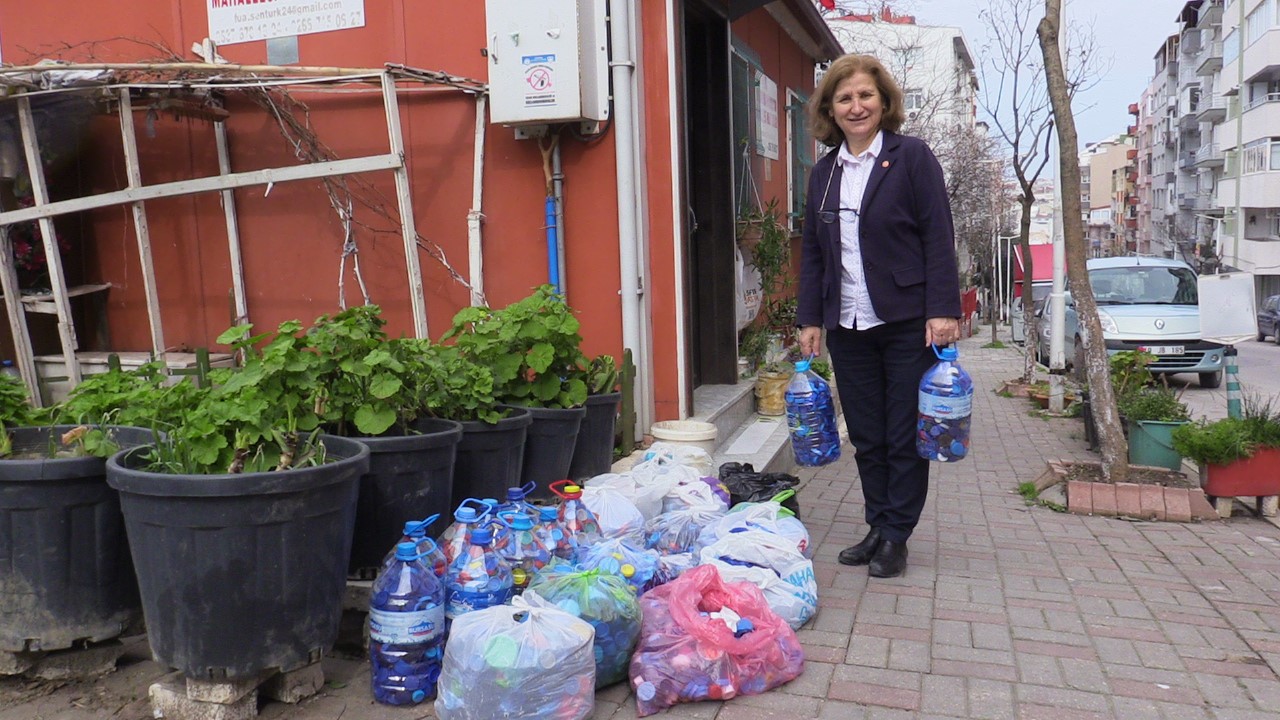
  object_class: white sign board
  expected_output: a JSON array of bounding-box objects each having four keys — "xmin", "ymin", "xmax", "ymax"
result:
[
  {"xmin": 755, "ymin": 71, "xmax": 779, "ymax": 160},
  {"xmin": 1198, "ymin": 272, "xmax": 1257, "ymax": 345},
  {"xmin": 207, "ymin": 0, "xmax": 365, "ymax": 46}
]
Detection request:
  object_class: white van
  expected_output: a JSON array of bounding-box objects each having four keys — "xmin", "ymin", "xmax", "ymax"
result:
[{"xmin": 1036, "ymin": 257, "xmax": 1225, "ymax": 387}]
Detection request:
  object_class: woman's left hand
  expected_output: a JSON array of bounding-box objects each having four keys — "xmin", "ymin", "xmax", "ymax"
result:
[{"xmin": 925, "ymin": 317, "xmax": 960, "ymax": 346}]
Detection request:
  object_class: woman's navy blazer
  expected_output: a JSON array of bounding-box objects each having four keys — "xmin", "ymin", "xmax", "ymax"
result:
[{"xmin": 796, "ymin": 130, "xmax": 962, "ymax": 330}]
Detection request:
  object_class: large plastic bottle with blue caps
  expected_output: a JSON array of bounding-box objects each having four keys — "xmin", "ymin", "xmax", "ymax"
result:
[
  {"xmin": 533, "ymin": 504, "xmax": 576, "ymax": 562},
  {"xmin": 495, "ymin": 510, "xmax": 551, "ymax": 592},
  {"xmin": 369, "ymin": 541, "xmax": 446, "ymax": 705},
  {"xmin": 439, "ymin": 499, "xmax": 490, "ymax": 565},
  {"xmin": 549, "ymin": 480, "xmax": 603, "ymax": 560},
  {"xmin": 444, "ymin": 525, "xmax": 513, "ymax": 625},
  {"xmin": 784, "ymin": 358, "xmax": 841, "ymax": 467},
  {"xmin": 917, "ymin": 344, "xmax": 973, "ymax": 462}
]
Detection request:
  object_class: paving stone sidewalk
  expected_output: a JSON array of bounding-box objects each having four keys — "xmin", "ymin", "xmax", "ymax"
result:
[{"xmin": 3, "ymin": 333, "xmax": 1279, "ymax": 720}]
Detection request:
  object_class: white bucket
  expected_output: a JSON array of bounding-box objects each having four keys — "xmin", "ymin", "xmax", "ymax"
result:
[{"xmin": 649, "ymin": 420, "xmax": 718, "ymax": 455}]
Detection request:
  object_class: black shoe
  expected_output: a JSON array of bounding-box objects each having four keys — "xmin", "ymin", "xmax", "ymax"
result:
[
  {"xmin": 868, "ymin": 540, "xmax": 908, "ymax": 578},
  {"xmin": 838, "ymin": 528, "xmax": 882, "ymax": 566}
]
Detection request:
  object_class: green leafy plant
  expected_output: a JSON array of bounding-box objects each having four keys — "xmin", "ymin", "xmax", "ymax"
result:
[
  {"xmin": 442, "ymin": 285, "xmax": 588, "ymax": 410},
  {"xmin": 0, "ymin": 373, "xmax": 38, "ymax": 456},
  {"xmin": 413, "ymin": 342, "xmax": 500, "ymax": 424},
  {"xmin": 1172, "ymin": 394, "xmax": 1280, "ymax": 466},
  {"xmin": 1109, "ymin": 350, "xmax": 1157, "ymax": 406},
  {"xmin": 582, "ymin": 354, "xmax": 619, "ymax": 395},
  {"xmin": 737, "ymin": 198, "xmax": 797, "ymax": 359},
  {"xmin": 738, "ymin": 325, "xmax": 771, "ymax": 371},
  {"xmin": 1118, "ymin": 386, "xmax": 1190, "ymax": 423}
]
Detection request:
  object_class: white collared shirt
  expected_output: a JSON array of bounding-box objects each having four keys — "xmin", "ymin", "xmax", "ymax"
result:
[{"xmin": 837, "ymin": 131, "xmax": 884, "ymax": 330}]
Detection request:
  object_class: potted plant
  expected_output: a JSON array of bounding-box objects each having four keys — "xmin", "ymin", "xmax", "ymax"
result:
[
  {"xmin": 754, "ymin": 360, "xmax": 791, "ymax": 417},
  {"xmin": 105, "ymin": 319, "xmax": 370, "ymax": 682},
  {"xmin": 1172, "ymin": 395, "xmax": 1280, "ymax": 502},
  {"xmin": 568, "ymin": 353, "xmax": 621, "ymax": 481},
  {"xmin": 1118, "ymin": 385, "xmax": 1191, "ymax": 470},
  {"xmin": 0, "ymin": 367, "xmax": 156, "ymax": 669},
  {"xmin": 304, "ymin": 305, "xmax": 463, "ymax": 577},
  {"xmin": 445, "ymin": 286, "xmax": 589, "ymax": 500}
]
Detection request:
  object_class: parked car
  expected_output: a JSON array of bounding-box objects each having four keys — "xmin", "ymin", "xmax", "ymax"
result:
[
  {"xmin": 1258, "ymin": 294, "xmax": 1280, "ymax": 344},
  {"xmin": 1037, "ymin": 257, "xmax": 1225, "ymax": 388},
  {"xmin": 1011, "ymin": 281, "xmax": 1052, "ymax": 346}
]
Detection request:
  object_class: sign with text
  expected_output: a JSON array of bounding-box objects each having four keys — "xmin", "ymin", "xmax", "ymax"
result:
[
  {"xmin": 207, "ymin": 0, "xmax": 365, "ymax": 46},
  {"xmin": 755, "ymin": 71, "xmax": 779, "ymax": 160}
]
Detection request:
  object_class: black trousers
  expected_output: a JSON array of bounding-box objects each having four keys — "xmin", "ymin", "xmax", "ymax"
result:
[{"xmin": 826, "ymin": 318, "xmax": 936, "ymax": 544}]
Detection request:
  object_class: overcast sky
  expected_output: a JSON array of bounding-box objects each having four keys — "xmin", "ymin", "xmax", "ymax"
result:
[{"xmin": 911, "ymin": 0, "xmax": 1189, "ymax": 146}]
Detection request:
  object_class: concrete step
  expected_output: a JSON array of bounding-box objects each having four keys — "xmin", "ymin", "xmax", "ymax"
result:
[{"xmin": 691, "ymin": 379, "xmax": 795, "ymax": 476}]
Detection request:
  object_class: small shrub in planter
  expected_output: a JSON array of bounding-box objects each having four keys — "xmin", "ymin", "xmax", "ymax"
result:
[
  {"xmin": 1172, "ymin": 395, "xmax": 1280, "ymax": 498},
  {"xmin": 1118, "ymin": 386, "xmax": 1190, "ymax": 423}
]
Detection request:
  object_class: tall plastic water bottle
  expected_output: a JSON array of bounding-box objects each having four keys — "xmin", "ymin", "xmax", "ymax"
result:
[
  {"xmin": 495, "ymin": 481, "xmax": 541, "ymax": 523},
  {"xmin": 369, "ymin": 542, "xmax": 446, "ymax": 705},
  {"xmin": 444, "ymin": 525, "xmax": 513, "ymax": 624},
  {"xmin": 495, "ymin": 510, "xmax": 551, "ymax": 592},
  {"xmin": 784, "ymin": 359, "xmax": 841, "ymax": 467},
  {"xmin": 549, "ymin": 480, "xmax": 603, "ymax": 560},
  {"xmin": 383, "ymin": 516, "xmax": 449, "ymax": 579},
  {"xmin": 534, "ymin": 504, "xmax": 576, "ymax": 562},
  {"xmin": 0, "ymin": 360, "xmax": 19, "ymax": 379},
  {"xmin": 439, "ymin": 499, "xmax": 490, "ymax": 565},
  {"xmin": 917, "ymin": 344, "xmax": 973, "ymax": 462}
]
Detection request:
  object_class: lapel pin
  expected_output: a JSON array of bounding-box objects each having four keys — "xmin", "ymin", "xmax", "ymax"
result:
[{"xmin": 882, "ymin": 160, "xmax": 890, "ymax": 168}]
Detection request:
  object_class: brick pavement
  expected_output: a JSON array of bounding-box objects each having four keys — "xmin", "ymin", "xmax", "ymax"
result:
[{"xmin": 2, "ymin": 333, "xmax": 1279, "ymax": 720}]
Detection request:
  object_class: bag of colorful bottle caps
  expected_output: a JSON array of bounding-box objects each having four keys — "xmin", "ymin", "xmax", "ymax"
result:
[
  {"xmin": 699, "ymin": 491, "xmax": 812, "ymax": 559},
  {"xmin": 661, "ymin": 478, "xmax": 730, "ymax": 514},
  {"xmin": 434, "ymin": 595, "xmax": 596, "ymax": 720},
  {"xmin": 578, "ymin": 536, "xmax": 661, "ymax": 595},
  {"xmin": 629, "ymin": 565, "xmax": 805, "ymax": 717},
  {"xmin": 585, "ymin": 472, "xmax": 673, "ymax": 521},
  {"xmin": 580, "ymin": 484, "xmax": 646, "ymax": 541},
  {"xmin": 699, "ymin": 529, "xmax": 818, "ymax": 629},
  {"xmin": 643, "ymin": 503, "xmax": 725, "ymax": 556},
  {"xmin": 525, "ymin": 561, "xmax": 642, "ymax": 688},
  {"xmin": 651, "ymin": 552, "xmax": 698, "ymax": 589}
]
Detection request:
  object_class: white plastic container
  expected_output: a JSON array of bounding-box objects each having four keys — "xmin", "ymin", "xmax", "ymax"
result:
[{"xmin": 649, "ymin": 420, "xmax": 718, "ymax": 456}]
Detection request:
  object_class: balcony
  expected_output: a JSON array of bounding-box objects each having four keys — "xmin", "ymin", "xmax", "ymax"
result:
[
  {"xmin": 1178, "ymin": 151, "xmax": 1196, "ymax": 169},
  {"xmin": 1197, "ymin": 42, "xmax": 1223, "ymax": 75},
  {"xmin": 1196, "ymin": 93, "xmax": 1226, "ymax": 122},
  {"xmin": 1193, "ymin": 190, "xmax": 1214, "ymax": 211},
  {"xmin": 1194, "ymin": 143, "xmax": 1224, "ymax": 168},
  {"xmin": 1177, "ymin": 193, "xmax": 1195, "ymax": 210},
  {"xmin": 1200, "ymin": 0, "xmax": 1222, "ymax": 27}
]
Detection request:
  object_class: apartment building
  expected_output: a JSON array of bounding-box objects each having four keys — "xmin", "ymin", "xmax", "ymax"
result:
[
  {"xmin": 1080, "ymin": 136, "xmax": 1136, "ymax": 257},
  {"xmin": 1137, "ymin": 1, "xmax": 1280, "ymax": 298}
]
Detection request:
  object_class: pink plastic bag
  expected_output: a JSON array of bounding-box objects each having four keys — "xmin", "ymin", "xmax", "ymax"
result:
[{"xmin": 628, "ymin": 565, "xmax": 804, "ymax": 716}]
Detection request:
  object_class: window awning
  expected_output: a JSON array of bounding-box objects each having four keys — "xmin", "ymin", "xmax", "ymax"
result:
[{"xmin": 1012, "ymin": 243, "xmax": 1055, "ymax": 284}]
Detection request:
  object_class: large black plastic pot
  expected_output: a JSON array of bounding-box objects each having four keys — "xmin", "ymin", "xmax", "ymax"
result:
[
  {"xmin": 568, "ymin": 392, "xmax": 621, "ymax": 482},
  {"xmin": 0, "ymin": 426, "xmax": 153, "ymax": 654},
  {"xmin": 452, "ymin": 406, "xmax": 531, "ymax": 503},
  {"xmin": 504, "ymin": 404, "xmax": 585, "ymax": 502},
  {"xmin": 340, "ymin": 417, "xmax": 462, "ymax": 576},
  {"xmin": 106, "ymin": 435, "xmax": 369, "ymax": 681}
]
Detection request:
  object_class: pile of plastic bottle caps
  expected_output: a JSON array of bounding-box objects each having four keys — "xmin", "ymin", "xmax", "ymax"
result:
[{"xmin": 366, "ymin": 442, "xmax": 819, "ymax": 719}]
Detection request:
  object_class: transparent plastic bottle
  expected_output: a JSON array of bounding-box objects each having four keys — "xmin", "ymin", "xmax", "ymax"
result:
[
  {"xmin": 494, "ymin": 510, "xmax": 551, "ymax": 592},
  {"xmin": 439, "ymin": 499, "xmax": 490, "ymax": 565},
  {"xmin": 549, "ymin": 480, "xmax": 602, "ymax": 560},
  {"xmin": 784, "ymin": 359, "xmax": 841, "ymax": 467},
  {"xmin": 369, "ymin": 542, "xmax": 446, "ymax": 705},
  {"xmin": 382, "ymin": 515, "xmax": 448, "ymax": 579},
  {"xmin": 0, "ymin": 360, "xmax": 19, "ymax": 379},
  {"xmin": 917, "ymin": 345, "xmax": 973, "ymax": 462},
  {"xmin": 494, "ymin": 481, "xmax": 541, "ymax": 524},
  {"xmin": 534, "ymin": 504, "xmax": 576, "ymax": 562},
  {"xmin": 444, "ymin": 525, "xmax": 513, "ymax": 624}
]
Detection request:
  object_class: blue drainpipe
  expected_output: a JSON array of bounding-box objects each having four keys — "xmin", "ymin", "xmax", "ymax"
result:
[{"xmin": 545, "ymin": 195, "xmax": 561, "ymax": 293}]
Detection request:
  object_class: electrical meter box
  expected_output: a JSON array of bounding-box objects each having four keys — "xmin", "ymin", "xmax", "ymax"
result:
[{"xmin": 484, "ymin": 0, "xmax": 609, "ymax": 129}]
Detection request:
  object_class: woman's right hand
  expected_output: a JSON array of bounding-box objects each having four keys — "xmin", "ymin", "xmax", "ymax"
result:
[{"xmin": 798, "ymin": 326, "xmax": 822, "ymax": 358}]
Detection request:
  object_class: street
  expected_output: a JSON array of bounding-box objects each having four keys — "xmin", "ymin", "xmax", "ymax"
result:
[{"xmin": 1171, "ymin": 339, "xmax": 1280, "ymax": 422}]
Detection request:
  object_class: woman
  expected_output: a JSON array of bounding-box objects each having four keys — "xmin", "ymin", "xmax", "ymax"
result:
[{"xmin": 796, "ymin": 54, "xmax": 961, "ymax": 578}]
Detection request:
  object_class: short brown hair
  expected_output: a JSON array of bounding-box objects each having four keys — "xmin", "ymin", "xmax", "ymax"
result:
[{"xmin": 808, "ymin": 54, "xmax": 905, "ymax": 147}]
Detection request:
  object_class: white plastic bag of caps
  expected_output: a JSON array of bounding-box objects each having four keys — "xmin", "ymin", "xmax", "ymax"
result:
[
  {"xmin": 702, "ymin": 557, "xmax": 813, "ymax": 630},
  {"xmin": 736, "ymin": 242, "xmax": 763, "ymax": 331},
  {"xmin": 699, "ymin": 529, "xmax": 817, "ymax": 629},
  {"xmin": 585, "ymin": 472, "xmax": 671, "ymax": 521},
  {"xmin": 580, "ymin": 484, "xmax": 646, "ymax": 541},
  {"xmin": 434, "ymin": 594, "xmax": 596, "ymax": 719},
  {"xmin": 640, "ymin": 441, "xmax": 714, "ymax": 477},
  {"xmin": 698, "ymin": 501, "xmax": 812, "ymax": 559}
]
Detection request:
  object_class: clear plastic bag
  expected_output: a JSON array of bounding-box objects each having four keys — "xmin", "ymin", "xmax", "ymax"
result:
[
  {"xmin": 585, "ymin": 472, "xmax": 672, "ymax": 521},
  {"xmin": 629, "ymin": 565, "xmax": 805, "ymax": 717},
  {"xmin": 434, "ymin": 595, "xmax": 596, "ymax": 720},
  {"xmin": 643, "ymin": 504, "xmax": 725, "ymax": 556},
  {"xmin": 640, "ymin": 441, "xmax": 714, "ymax": 476},
  {"xmin": 525, "ymin": 564, "xmax": 642, "ymax": 688},
  {"xmin": 700, "ymin": 496, "xmax": 812, "ymax": 559},
  {"xmin": 650, "ymin": 552, "xmax": 698, "ymax": 590},
  {"xmin": 578, "ymin": 536, "xmax": 661, "ymax": 595},
  {"xmin": 580, "ymin": 484, "xmax": 646, "ymax": 541},
  {"xmin": 699, "ymin": 529, "xmax": 817, "ymax": 629},
  {"xmin": 661, "ymin": 479, "xmax": 730, "ymax": 514}
]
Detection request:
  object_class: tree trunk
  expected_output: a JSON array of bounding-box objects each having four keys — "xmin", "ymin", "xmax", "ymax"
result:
[
  {"xmin": 1019, "ymin": 196, "xmax": 1037, "ymax": 383},
  {"xmin": 1037, "ymin": 0, "xmax": 1129, "ymax": 483}
]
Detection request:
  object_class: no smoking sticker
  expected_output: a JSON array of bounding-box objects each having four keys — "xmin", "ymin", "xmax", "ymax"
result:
[{"xmin": 522, "ymin": 54, "xmax": 557, "ymax": 107}]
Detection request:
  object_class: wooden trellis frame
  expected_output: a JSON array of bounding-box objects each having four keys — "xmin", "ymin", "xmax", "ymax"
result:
[{"xmin": 0, "ymin": 67, "xmax": 481, "ymax": 405}]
